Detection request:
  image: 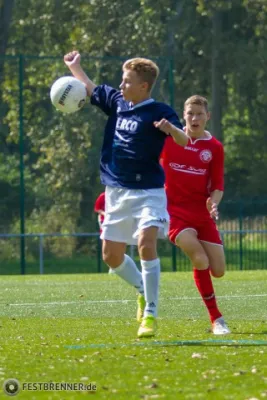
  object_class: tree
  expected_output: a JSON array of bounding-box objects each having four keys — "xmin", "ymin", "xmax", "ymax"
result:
[{"xmin": 1, "ymin": 0, "xmax": 267, "ymax": 242}]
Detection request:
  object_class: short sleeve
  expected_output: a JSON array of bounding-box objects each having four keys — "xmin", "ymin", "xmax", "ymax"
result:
[
  {"xmin": 160, "ymin": 105, "xmax": 183, "ymax": 130},
  {"xmin": 91, "ymin": 85, "xmax": 122, "ymax": 116}
]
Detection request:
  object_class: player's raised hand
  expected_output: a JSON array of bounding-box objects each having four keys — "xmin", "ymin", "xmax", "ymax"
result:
[
  {"xmin": 154, "ymin": 119, "xmax": 172, "ymax": 135},
  {"xmin": 64, "ymin": 51, "xmax": 81, "ymax": 67},
  {"xmin": 206, "ymin": 197, "xmax": 219, "ymax": 220}
]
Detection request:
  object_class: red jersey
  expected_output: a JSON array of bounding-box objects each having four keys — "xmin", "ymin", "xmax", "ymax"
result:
[
  {"xmin": 161, "ymin": 134, "xmax": 224, "ymax": 220},
  {"xmin": 94, "ymin": 192, "xmax": 105, "ymax": 228}
]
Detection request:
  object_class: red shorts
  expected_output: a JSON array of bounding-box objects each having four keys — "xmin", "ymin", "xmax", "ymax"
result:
[{"xmin": 169, "ymin": 215, "xmax": 223, "ymax": 245}]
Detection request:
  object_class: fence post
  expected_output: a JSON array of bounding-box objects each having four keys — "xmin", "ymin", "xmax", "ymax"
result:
[
  {"xmin": 172, "ymin": 244, "xmax": 177, "ymax": 271},
  {"xmin": 169, "ymin": 58, "xmax": 175, "ymax": 108},
  {"xmin": 19, "ymin": 54, "xmax": 26, "ymax": 275},
  {"xmin": 239, "ymin": 202, "xmax": 243, "ymax": 270},
  {"xmin": 129, "ymin": 245, "xmax": 135, "ymax": 259},
  {"xmin": 169, "ymin": 58, "xmax": 176, "ymax": 272},
  {"xmin": 39, "ymin": 234, "xmax": 44, "ymax": 274},
  {"xmin": 97, "ymin": 235, "xmax": 102, "ymax": 273}
]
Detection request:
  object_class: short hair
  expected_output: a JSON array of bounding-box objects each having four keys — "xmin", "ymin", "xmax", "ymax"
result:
[
  {"xmin": 122, "ymin": 58, "xmax": 159, "ymax": 92},
  {"xmin": 184, "ymin": 95, "xmax": 209, "ymax": 112}
]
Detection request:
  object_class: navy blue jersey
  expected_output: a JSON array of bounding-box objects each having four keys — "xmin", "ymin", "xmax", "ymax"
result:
[{"xmin": 91, "ymin": 84, "xmax": 182, "ymax": 189}]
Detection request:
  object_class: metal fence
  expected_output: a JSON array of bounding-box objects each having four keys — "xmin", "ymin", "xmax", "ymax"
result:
[{"xmin": 1, "ymin": 221, "xmax": 267, "ymax": 275}]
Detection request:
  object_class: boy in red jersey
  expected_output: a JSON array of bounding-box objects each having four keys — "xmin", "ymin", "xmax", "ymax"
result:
[
  {"xmin": 94, "ymin": 192, "xmax": 105, "ymax": 233},
  {"xmin": 158, "ymin": 95, "xmax": 230, "ymax": 335},
  {"xmin": 94, "ymin": 192, "xmax": 115, "ymax": 274}
]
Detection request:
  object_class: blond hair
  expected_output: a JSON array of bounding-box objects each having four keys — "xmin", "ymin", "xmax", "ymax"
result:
[
  {"xmin": 184, "ymin": 95, "xmax": 209, "ymax": 112},
  {"xmin": 122, "ymin": 58, "xmax": 159, "ymax": 92}
]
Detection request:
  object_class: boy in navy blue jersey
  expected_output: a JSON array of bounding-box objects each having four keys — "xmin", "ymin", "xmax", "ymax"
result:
[{"xmin": 64, "ymin": 51, "xmax": 188, "ymax": 337}]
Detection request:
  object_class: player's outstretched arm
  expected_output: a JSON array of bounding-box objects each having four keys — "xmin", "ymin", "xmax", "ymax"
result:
[
  {"xmin": 154, "ymin": 119, "xmax": 188, "ymax": 146},
  {"xmin": 64, "ymin": 51, "xmax": 96, "ymax": 97}
]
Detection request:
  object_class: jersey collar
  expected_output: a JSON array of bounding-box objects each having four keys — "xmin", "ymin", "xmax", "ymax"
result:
[
  {"xmin": 188, "ymin": 130, "xmax": 212, "ymax": 144},
  {"xmin": 129, "ymin": 98, "xmax": 155, "ymax": 110}
]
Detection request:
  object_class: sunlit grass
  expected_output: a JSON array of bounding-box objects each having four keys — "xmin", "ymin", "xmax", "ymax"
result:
[{"xmin": 0, "ymin": 271, "xmax": 267, "ymax": 399}]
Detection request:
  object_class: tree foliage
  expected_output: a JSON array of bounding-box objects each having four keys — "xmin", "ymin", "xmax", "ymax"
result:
[{"xmin": 1, "ymin": 0, "xmax": 267, "ymax": 238}]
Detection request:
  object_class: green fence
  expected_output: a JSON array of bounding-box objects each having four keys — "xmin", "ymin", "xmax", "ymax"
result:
[
  {"xmin": 0, "ymin": 55, "xmax": 267, "ymax": 274},
  {"xmin": 1, "ymin": 203, "xmax": 267, "ymax": 275}
]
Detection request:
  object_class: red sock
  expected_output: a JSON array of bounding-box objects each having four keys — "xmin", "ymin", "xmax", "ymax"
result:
[{"xmin": 193, "ymin": 267, "xmax": 222, "ymax": 323}]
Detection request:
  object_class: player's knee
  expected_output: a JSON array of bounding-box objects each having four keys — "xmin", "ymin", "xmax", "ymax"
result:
[
  {"xmin": 192, "ymin": 252, "xmax": 209, "ymax": 269},
  {"xmin": 138, "ymin": 238, "xmax": 157, "ymax": 260},
  {"xmin": 102, "ymin": 250, "xmax": 123, "ymax": 268},
  {"xmin": 210, "ymin": 268, "xmax": 225, "ymax": 278}
]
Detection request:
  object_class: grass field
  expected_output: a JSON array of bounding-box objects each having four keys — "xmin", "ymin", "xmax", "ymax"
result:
[{"xmin": 0, "ymin": 270, "xmax": 267, "ymax": 399}]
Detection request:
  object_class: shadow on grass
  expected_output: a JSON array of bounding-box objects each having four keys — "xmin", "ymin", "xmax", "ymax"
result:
[
  {"xmin": 65, "ymin": 338, "xmax": 267, "ymax": 349},
  {"xmin": 230, "ymin": 331, "xmax": 267, "ymax": 335}
]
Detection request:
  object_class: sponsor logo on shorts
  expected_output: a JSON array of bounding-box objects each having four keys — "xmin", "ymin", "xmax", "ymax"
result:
[{"xmin": 157, "ymin": 218, "xmax": 167, "ymax": 223}]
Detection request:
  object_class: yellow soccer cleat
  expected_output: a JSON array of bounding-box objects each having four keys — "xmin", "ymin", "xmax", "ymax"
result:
[
  {"xmin": 136, "ymin": 294, "xmax": 146, "ymax": 323},
  {"xmin": 137, "ymin": 315, "xmax": 157, "ymax": 338}
]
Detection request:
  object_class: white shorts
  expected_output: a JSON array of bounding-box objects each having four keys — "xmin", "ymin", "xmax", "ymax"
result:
[{"xmin": 100, "ymin": 186, "xmax": 169, "ymax": 245}]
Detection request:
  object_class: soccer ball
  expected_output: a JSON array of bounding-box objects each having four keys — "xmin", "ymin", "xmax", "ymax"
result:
[{"xmin": 50, "ymin": 76, "xmax": 87, "ymax": 113}]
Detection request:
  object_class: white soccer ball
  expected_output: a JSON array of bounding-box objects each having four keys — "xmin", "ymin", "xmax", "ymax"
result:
[{"xmin": 50, "ymin": 76, "xmax": 87, "ymax": 113}]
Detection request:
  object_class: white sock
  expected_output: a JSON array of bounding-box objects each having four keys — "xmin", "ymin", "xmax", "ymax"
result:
[
  {"xmin": 141, "ymin": 258, "xmax": 160, "ymax": 318},
  {"xmin": 113, "ymin": 255, "xmax": 144, "ymax": 295}
]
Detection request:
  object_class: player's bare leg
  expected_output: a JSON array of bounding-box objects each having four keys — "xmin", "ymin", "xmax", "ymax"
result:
[
  {"xmin": 200, "ymin": 241, "xmax": 225, "ymax": 278},
  {"xmin": 102, "ymin": 239, "xmax": 145, "ymax": 313},
  {"xmin": 137, "ymin": 226, "xmax": 159, "ymax": 338},
  {"xmin": 176, "ymin": 230, "xmax": 230, "ymax": 334},
  {"xmin": 102, "ymin": 240, "xmax": 126, "ymax": 267}
]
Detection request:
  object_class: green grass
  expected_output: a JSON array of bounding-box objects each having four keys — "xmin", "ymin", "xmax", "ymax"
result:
[{"xmin": 0, "ymin": 271, "xmax": 267, "ymax": 399}]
